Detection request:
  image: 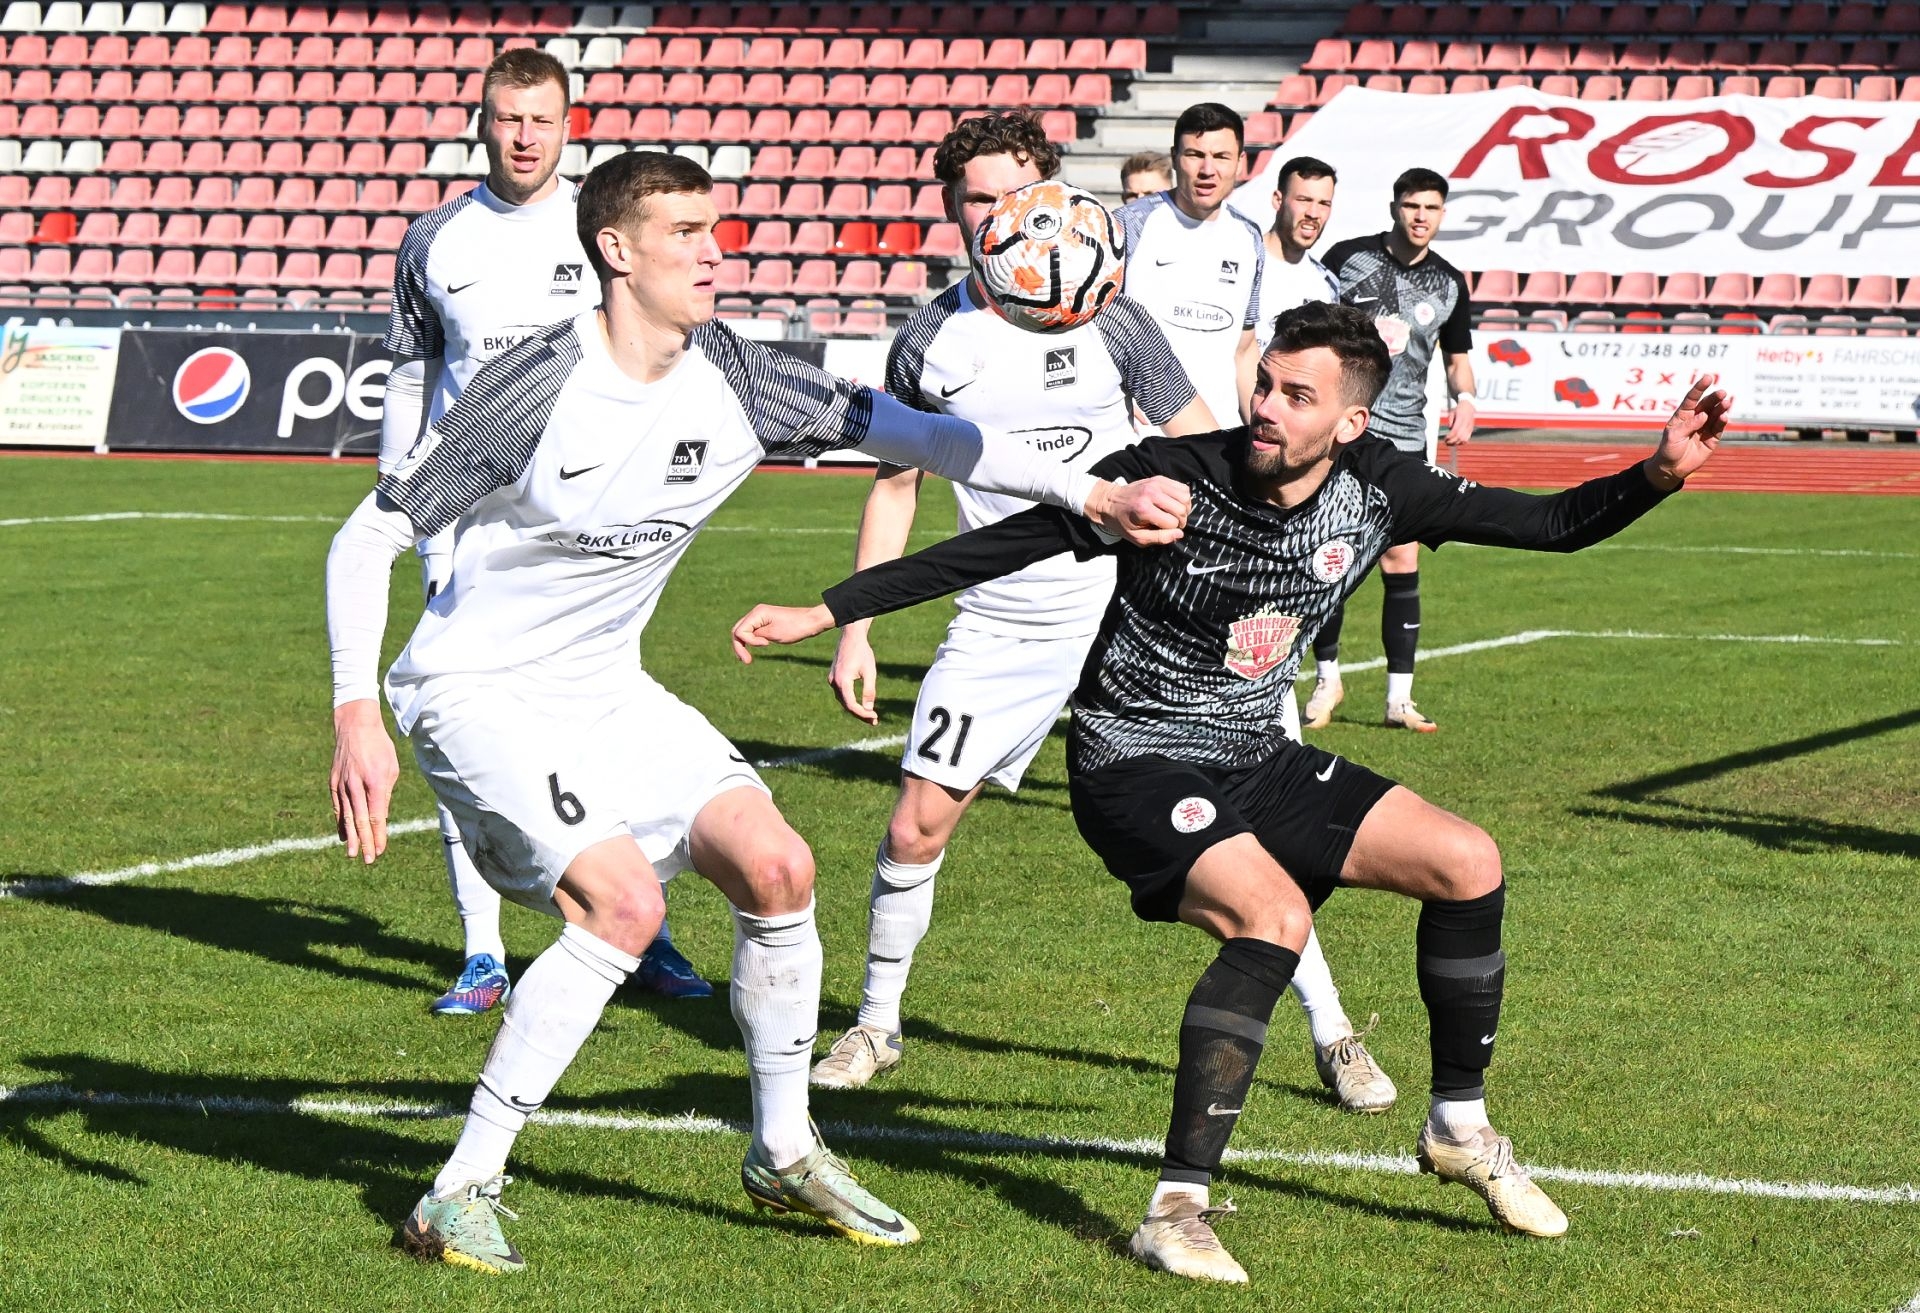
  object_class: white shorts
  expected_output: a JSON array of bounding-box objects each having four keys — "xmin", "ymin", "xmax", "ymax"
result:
[
  {"xmin": 406, "ymin": 672, "xmax": 766, "ymax": 914},
  {"xmin": 902, "ymin": 620, "xmax": 1094, "ymax": 793}
]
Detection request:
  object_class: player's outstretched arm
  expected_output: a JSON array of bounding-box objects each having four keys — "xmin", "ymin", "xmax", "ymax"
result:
[
  {"xmin": 326, "ymin": 490, "xmax": 419, "ymax": 862},
  {"xmin": 856, "ymin": 391, "xmax": 1189, "ymax": 545},
  {"xmin": 734, "ymin": 603, "xmax": 837, "ymax": 662},
  {"xmin": 1643, "ymin": 373, "xmax": 1734, "ymax": 490}
]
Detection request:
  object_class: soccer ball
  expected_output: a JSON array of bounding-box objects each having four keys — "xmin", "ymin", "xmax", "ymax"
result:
[{"xmin": 972, "ymin": 180, "xmax": 1126, "ymax": 333}]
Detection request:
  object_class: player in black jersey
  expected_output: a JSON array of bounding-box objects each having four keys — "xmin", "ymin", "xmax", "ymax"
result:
[
  {"xmin": 1314, "ymin": 167, "xmax": 1479, "ymax": 734},
  {"xmin": 730, "ymin": 302, "xmax": 1733, "ymax": 1285}
]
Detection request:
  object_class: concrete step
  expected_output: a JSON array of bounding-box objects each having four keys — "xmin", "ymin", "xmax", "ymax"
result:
[{"xmin": 1123, "ymin": 77, "xmax": 1288, "ymax": 116}]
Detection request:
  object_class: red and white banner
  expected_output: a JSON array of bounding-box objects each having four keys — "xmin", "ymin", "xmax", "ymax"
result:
[
  {"xmin": 1468, "ymin": 328, "xmax": 1920, "ymax": 429},
  {"xmin": 1232, "ymin": 87, "xmax": 1920, "ymax": 277}
]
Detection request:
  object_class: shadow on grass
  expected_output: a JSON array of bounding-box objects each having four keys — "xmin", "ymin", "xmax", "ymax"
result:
[
  {"xmin": 22, "ymin": 886, "xmax": 451, "ymax": 992},
  {"xmin": 1584, "ymin": 708, "xmax": 1920, "ymax": 857},
  {"xmin": 1, "ymin": 1053, "xmax": 1129, "ymax": 1246}
]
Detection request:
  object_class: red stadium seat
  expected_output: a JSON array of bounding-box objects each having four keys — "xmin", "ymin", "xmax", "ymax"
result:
[
  {"xmin": 1671, "ymin": 75, "xmax": 1715, "ymax": 99},
  {"xmin": 1302, "ymin": 38, "xmax": 1349, "ymax": 72},
  {"xmin": 877, "ymin": 220, "xmax": 920, "ymax": 255},
  {"xmin": 867, "ymin": 182, "xmax": 913, "ymax": 217},
  {"xmin": 1752, "ymin": 273, "xmax": 1800, "ymax": 307},
  {"xmin": 837, "ymin": 259, "xmax": 882, "ymax": 296},
  {"xmin": 1801, "ymin": 274, "xmax": 1847, "ymax": 307},
  {"xmin": 790, "ymin": 219, "xmax": 834, "ymax": 254},
  {"xmin": 881, "ymin": 260, "xmax": 927, "ymax": 299},
  {"xmin": 1847, "ymin": 275, "xmax": 1896, "ymax": 310},
  {"xmin": 835, "ymin": 219, "xmax": 877, "ymax": 254}
]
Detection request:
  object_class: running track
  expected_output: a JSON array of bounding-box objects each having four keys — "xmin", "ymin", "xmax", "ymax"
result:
[{"xmin": 1453, "ymin": 441, "xmax": 1920, "ymax": 494}]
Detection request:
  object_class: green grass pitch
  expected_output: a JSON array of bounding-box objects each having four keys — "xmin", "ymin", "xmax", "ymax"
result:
[{"xmin": 1, "ymin": 453, "xmax": 1916, "ymax": 1312}]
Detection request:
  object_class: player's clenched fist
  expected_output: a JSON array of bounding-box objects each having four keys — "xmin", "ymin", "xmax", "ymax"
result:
[
  {"xmin": 331, "ymin": 699, "xmax": 399, "ymax": 864},
  {"xmin": 732, "ymin": 603, "xmax": 836, "ymax": 663},
  {"xmin": 1087, "ymin": 474, "xmax": 1191, "ymax": 546}
]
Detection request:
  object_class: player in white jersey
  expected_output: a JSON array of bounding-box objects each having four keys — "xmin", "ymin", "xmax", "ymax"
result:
[
  {"xmin": 1253, "ymin": 155, "xmax": 1340, "ymax": 348},
  {"xmin": 1116, "ymin": 103, "xmax": 1267, "ymax": 428},
  {"xmin": 810, "ymin": 115, "xmax": 1394, "ymax": 1117},
  {"xmin": 327, "ymin": 151, "xmax": 1190, "ymax": 1273},
  {"xmin": 382, "ymin": 51, "xmax": 711, "ymax": 1012}
]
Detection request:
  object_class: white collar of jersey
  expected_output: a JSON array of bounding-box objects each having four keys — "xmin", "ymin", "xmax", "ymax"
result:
[{"xmin": 473, "ymin": 178, "xmax": 577, "ymax": 221}]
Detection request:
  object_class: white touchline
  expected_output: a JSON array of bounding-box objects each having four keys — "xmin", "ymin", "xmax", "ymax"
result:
[
  {"xmin": 3, "ymin": 628, "xmax": 1902, "ymax": 903},
  {"xmin": 0, "ymin": 511, "xmax": 340, "ymax": 528},
  {"xmin": 1899, "ymin": 1288, "xmax": 1920, "ymax": 1313},
  {"xmin": 0, "ymin": 1081, "xmax": 1913, "ymax": 1208}
]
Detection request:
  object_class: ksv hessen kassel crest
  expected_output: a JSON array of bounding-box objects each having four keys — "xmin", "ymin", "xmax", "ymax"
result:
[{"xmin": 1223, "ymin": 605, "xmax": 1302, "ymax": 680}]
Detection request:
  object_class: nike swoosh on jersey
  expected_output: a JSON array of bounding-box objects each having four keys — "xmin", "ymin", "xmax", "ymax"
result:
[
  {"xmin": 559, "ymin": 463, "xmax": 605, "ymax": 480},
  {"xmin": 938, "ymin": 378, "xmax": 977, "ymax": 398},
  {"xmin": 728, "ymin": 753, "xmax": 749, "ymax": 764},
  {"xmin": 1154, "ymin": 256, "xmax": 1178, "ymax": 266},
  {"xmin": 1315, "ymin": 760, "xmax": 1336, "ymax": 782},
  {"xmin": 1185, "ymin": 561, "xmax": 1232, "ymax": 575},
  {"xmin": 447, "ymin": 280, "xmax": 481, "ymax": 294}
]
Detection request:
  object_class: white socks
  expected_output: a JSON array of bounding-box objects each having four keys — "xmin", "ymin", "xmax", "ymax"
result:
[
  {"xmin": 1289, "ymin": 926, "xmax": 1354, "ymax": 1049},
  {"xmin": 1316, "ymin": 659, "xmax": 1341, "ymax": 685},
  {"xmin": 1150, "ymin": 1180, "xmax": 1209, "ymax": 1211},
  {"xmin": 1386, "ymin": 671, "xmax": 1415, "ymax": 705},
  {"xmin": 730, "ymin": 900, "xmax": 823, "ymax": 1169},
  {"xmin": 442, "ymin": 803, "xmax": 506, "ymax": 964},
  {"xmin": 856, "ymin": 844, "xmax": 943, "ymax": 1035},
  {"xmin": 1428, "ymin": 1094, "xmax": 1490, "ymax": 1139},
  {"xmin": 434, "ymin": 923, "xmax": 637, "ymax": 1197}
]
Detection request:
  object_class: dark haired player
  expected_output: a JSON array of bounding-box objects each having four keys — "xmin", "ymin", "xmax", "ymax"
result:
[
  {"xmin": 733, "ymin": 302, "xmax": 1733, "ymax": 1285},
  {"xmin": 1117, "ymin": 102, "xmax": 1268, "ymax": 427},
  {"xmin": 1311, "ymin": 166, "xmax": 1478, "ymax": 733},
  {"xmin": 328, "ymin": 150, "xmax": 1189, "ymax": 1273},
  {"xmin": 812, "ymin": 110, "xmax": 1220, "ymax": 1090}
]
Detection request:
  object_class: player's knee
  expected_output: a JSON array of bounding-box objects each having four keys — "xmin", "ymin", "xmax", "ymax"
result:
[
  {"xmin": 736, "ymin": 837, "xmax": 817, "ymax": 914},
  {"xmin": 884, "ymin": 813, "xmax": 951, "ymax": 866},
  {"xmin": 590, "ymin": 873, "xmax": 666, "ymax": 956},
  {"xmin": 1435, "ymin": 823, "xmax": 1502, "ymax": 901}
]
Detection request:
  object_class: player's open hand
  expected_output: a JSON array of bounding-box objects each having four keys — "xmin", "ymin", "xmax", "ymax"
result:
[
  {"xmin": 1646, "ymin": 374, "xmax": 1734, "ymax": 490},
  {"xmin": 1089, "ymin": 474, "xmax": 1190, "ymax": 546},
  {"xmin": 732, "ymin": 602, "xmax": 836, "ymax": 663},
  {"xmin": 331, "ymin": 699, "xmax": 398, "ymax": 864},
  {"xmin": 829, "ymin": 626, "xmax": 881, "ymax": 724}
]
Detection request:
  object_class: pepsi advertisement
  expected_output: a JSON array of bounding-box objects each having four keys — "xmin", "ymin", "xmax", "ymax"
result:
[{"xmin": 106, "ymin": 330, "xmax": 390, "ymax": 454}]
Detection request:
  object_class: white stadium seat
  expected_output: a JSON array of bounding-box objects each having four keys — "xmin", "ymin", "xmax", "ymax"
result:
[
  {"xmin": 39, "ymin": 0, "xmax": 83, "ymax": 28},
  {"xmin": 585, "ymin": 142, "xmax": 626, "ymax": 169},
  {"xmin": 161, "ymin": 1, "xmax": 203, "ymax": 33},
  {"xmin": 21, "ymin": 140, "xmax": 64, "ymax": 171},
  {"xmin": 543, "ymin": 36, "xmax": 581, "ymax": 67},
  {"xmin": 709, "ymin": 144, "xmax": 750, "ymax": 178},
  {"xmin": 1, "ymin": 2, "xmax": 42, "ymax": 33},
  {"xmin": 425, "ymin": 142, "xmax": 469, "ymax": 177},
  {"xmin": 80, "ymin": 1, "xmax": 122, "ymax": 31},
  {"xmin": 559, "ymin": 143, "xmax": 589, "ymax": 176},
  {"xmin": 672, "ymin": 143, "xmax": 710, "ymax": 168},
  {"xmin": 121, "ymin": 0, "xmax": 162, "ymax": 30},
  {"xmin": 581, "ymin": 35, "xmax": 622, "ymax": 68},
  {"xmin": 0, "ymin": 140, "xmax": 22, "ymax": 171},
  {"xmin": 60, "ymin": 139, "xmax": 103, "ymax": 171}
]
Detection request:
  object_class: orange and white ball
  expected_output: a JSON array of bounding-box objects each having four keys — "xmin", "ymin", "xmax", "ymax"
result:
[{"xmin": 972, "ymin": 180, "xmax": 1127, "ymax": 334}]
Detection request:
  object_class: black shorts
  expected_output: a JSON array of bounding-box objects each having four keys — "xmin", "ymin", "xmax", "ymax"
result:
[{"xmin": 1069, "ymin": 741, "xmax": 1398, "ymax": 924}]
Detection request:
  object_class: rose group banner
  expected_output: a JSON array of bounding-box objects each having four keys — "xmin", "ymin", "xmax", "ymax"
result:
[{"xmin": 1231, "ymin": 86, "xmax": 1920, "ymax": 278}]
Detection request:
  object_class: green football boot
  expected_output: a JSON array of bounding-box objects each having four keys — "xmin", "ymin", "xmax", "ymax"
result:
[{"xmin": 398, "ymin": 1175, "xmax": 526, "ymax": 1274}]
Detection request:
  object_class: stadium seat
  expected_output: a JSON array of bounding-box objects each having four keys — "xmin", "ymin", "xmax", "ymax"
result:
[
  {"xmin": 1654, "ymin": 272, "xmax": 1705, "ymax": 305},
  {"xmin": 1801, "ymin": 274, "xmax": 1847, "ymax": 308},
  {"xmin": 1612, "ymin": 271, "xmax": 1657, "ymax": 306},
  {"xmin": 1813, "ymin": 313, "xmax": 1859, "ymax": 336},
  {"xmin": 1752, "ymin": 273, "xmax": 1800, "ymax": 307},
  {"xmin": 1706, "ymin": 272, "xmax": 1753, "ymax": 307},
  {"xmin": 1847, "ymin": 275, "xmax": 1895, "ymax": 311}
]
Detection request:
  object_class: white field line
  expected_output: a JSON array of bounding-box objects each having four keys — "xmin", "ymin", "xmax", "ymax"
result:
[
  {"xmin": 0, "ymin": 1080, "xmax": 1914, "ymax": 1208},
  {"xmin": 0, "ymin": 511, "xmax": 339, "ymax": 527},
  {"xmin": 1899, "ymin": 1289, "xmax": 1920, "ymax": 1313},
  {"xmin": 7, "ymin": 513, "xmax": 1920, "ymax": 562},
  {"xmin": 3, "ymin": 627, "xmax": 1902, "ymax": 903}
]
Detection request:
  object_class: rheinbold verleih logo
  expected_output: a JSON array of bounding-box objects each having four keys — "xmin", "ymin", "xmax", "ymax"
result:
[{"xmin": 171, "ymin": 347, "xmax": 251, "ymax": 424}]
